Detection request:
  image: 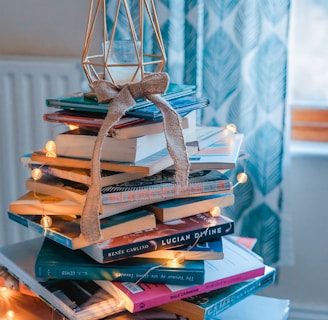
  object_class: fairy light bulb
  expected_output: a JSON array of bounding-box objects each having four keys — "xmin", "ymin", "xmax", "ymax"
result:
[
  {"xmin": 31, "ymin": 168, "xmax": 42, "ymax": 181},
  {"xmin": 6, "ymin": 310, "xmax": 15, "ymax": 320},
  {"xmin": 40, "ymin": 215, "xmax": 52, "ymax": 228},
  {"xmin": 45, "ymin": 140, "xmax": 56, "ymax": 152},
  {"xmin": 237, "ymin": 172, "xmax": 248, "ymax": 184},
  {"xmin": 171, "ymin": 253, "xmax": 185, "ymax": 264},
  {"xmin": 226, "ymin": 123, "xmax": 237, "ymax": 134},
  {"xmin": 45, "ymin": 140, "xmax": 57, "ymax": 158},
  {"xmin": 210, "ymin": 206, "xmax": 221, "ymax": 217}
]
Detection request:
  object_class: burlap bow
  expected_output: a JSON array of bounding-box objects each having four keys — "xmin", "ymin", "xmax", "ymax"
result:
[{"xmin": 80, "ymin": 72, "xmax": 190, "ymax": 242}]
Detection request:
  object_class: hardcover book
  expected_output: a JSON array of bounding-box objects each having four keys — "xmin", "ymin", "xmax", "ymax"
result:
[
  {"xmin": 159, "ymin": 265, "xmax": 276, "ymax": 320},
  {"xmin": 135, "ymin": 237, "xmax": 224, "ymax": 261},
  {"xmin": 35, "ymin": 238, "xmax": 207, "ymax": 285},
  {"xmin": 0, "ymin": 238, "xmax": 124, "ymax": 320},
  {"xmin": 55, "ymin": 127, "xmax": 167, "ymax": 162},
  {"xmin": 25, "ymin": 170, "xmax": 232, "ymax": 205},
  {"xmin": 146, "ymin": 193, "xmax": 234, "ymax": 222},
  {"xmin": 96, "ymin": 237, "xmax": 266, "ymax": 313},
  {"xmin": 7, "ymin": 209, "xmax": 156, "ymax": 249},
  {"xmin": 82, "ymin": 213, "xmax": 234, "ymax": 263}
]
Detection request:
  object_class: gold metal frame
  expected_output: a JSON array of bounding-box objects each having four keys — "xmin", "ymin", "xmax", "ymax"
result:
[{"xmin": 82, "ymin": 0, "xmax": 166, "ymax": 87}]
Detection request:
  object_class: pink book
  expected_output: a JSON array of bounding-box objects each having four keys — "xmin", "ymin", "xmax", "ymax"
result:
[{"xmin": 96, "ymin": 237, "xmax": 265, "ymax": 313}]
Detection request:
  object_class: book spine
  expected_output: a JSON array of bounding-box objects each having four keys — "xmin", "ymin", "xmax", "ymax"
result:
[
  {"xmin": 35, "ymin": 264, "xmax": 204, "ymax": 285},
  {"xmin": 101, "ymin": 180, "xmax": 231, "ymax": 204},
  {"xmin": 204, "ymin": 269, "xmax": 275, "ymax": 319},
  {"xmin": 127, "ymin": 267, "xmax": 265, "ymax": 312},
  {"xmin": 98, "ymin": 222, "xmax": 234, "ymax": 263}
]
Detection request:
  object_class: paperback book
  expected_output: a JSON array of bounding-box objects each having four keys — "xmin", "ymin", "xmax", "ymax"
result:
[
  {"xmin": 135, "ymin": 237, "xmax": 224, "ymax": 261},
  {"xmin": 82, "ymin": 213, "xmax": 234, "ymax": 263},
  {"xmin": 96, "ymin": 237, "xmax": 265, "ymax": 313},
  {"xmin": 188, "ymin": 133, "xmax": 244, "ymax": 170},
  {"xmin": 55, "ymin": 127, "xmax": 167, "ymax": 162},
  {"xmin": 7, "ymin": 209, "xmax": 156, "ymax": 249},
  {"xmin": 25, "ymin": 170, "xmax": 232, "ymax": 205},
  {"xmin": 35, "ymin": 238, "xmax": 207, "ymax": 285},
  {"xmin": 27, "ymin": 162, "xmax": 144, "ymax": 187},
  {"xmin": 29, "ymin": 147, "xmax": 180, "ymax": 176},
  {"xmin": 9, "ymin": 191, "xmax": 83, "ymax": 216},
  {"xmin": 0, "ymin": 238, "xmax": 124, "ymax": 320},
  {"xmin": 43, "ymin": 109, "xmax": 192, "ymax": 139},
  {"xmin": 159, "ymin": 265, "xmax": 276, "ymax": 320},
  {"xmin": 146, "ymin": 193, "xmax": 234, "ymax": 222}
]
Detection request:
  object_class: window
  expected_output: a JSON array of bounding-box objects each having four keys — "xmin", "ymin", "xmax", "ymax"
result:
[{"xmin": 289, "ymin": 0, "xmax": 328, "ymax": 143}]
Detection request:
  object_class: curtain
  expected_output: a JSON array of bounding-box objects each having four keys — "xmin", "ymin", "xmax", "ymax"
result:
[{"xmin": 106, "ymin": 0, "xmax": 291, "ymax": 266}]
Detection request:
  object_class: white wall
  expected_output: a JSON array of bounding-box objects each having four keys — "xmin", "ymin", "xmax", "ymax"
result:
[{"xmin": 1, "ymin": 1, "xmax": 328, "ymax": 318}]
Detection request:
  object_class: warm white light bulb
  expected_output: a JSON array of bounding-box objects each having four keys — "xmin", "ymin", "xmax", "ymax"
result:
[
  {"xmin": 31, "ymin": 168, "xmax": 42, "ymax": 181},
  {"xmin": 210, "ymin": 206, "xmax": 221, "ymax": 217},
  {"xmin": 226, "ymin": 123, "xmax": 237, "ymax": 134},
  {"xmin": 6, "ymin": 310, "xmax": 15, "ymax": 320},
  {"xmin": 45, "ymin": 140, "xmax": 56, "ymax": 152},
  {"xmin": 40, "ymin": 215, "xmax": 52, "ymax": 228},
  {"xmin": 237, "ymin": 172, "xmax": 248, "ymax": 184}
]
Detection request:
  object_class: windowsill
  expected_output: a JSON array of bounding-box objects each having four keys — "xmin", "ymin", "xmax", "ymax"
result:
[{"xmin": 290, "ymin": 140, "xmax": 328, "ymax": 157}]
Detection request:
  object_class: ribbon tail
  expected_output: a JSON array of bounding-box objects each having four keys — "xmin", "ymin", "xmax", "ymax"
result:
[
  {"xmin": 80, "ymin": 87, "xmax": 137, "ymax": 242},
  {"xmin": 147, "ymin": 94, "xmax": 190, "ymax": 187}
]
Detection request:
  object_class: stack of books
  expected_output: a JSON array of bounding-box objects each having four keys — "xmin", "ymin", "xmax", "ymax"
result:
[{"xmin": 0, "ymin": 83, "xmax": 283, "ymax": 320}]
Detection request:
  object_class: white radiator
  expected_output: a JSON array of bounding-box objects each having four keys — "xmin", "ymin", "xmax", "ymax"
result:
[{"xmin": 0, "ymin": 56, "xmax": 82, "ymax": 246}]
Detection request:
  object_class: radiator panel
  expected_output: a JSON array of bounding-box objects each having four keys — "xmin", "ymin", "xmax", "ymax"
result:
[{"xmin": 0, "ymin": 56, "xmax": 82, "ymax": 246}]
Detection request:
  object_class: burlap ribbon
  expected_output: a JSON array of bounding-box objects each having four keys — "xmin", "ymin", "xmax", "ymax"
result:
[{"xmin": 80, "ymin": 72, "xmax": 190, "ymax": 242}]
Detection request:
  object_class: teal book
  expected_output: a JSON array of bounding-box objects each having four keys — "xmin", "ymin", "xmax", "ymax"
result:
[
  {"xmin": 46, "ymin": 84, "xmax": 207, "ymax": 120},
  {"xmin": 35, "ymin": 238, "xmax": 206, "ymax": 285},
  {"xmin": 160, "ymin": 265, "xmax": 276, "ymax": 320}
]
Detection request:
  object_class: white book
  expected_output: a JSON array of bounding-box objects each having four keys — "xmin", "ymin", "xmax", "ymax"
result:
[{"xmin": 0, "ymin": 238, "xmax": 124, "ymax": 320}]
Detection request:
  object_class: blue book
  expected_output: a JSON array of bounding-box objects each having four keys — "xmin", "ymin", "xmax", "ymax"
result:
[
  {"xmin": 7, "ymin": 209, "xmax": 156, "ymax": 250},
  {"xmin": 45, "ymin": 83, "xmax": 209, "ymax": 121},
  {"xmin": 160, "ymin": 265, "xmax": 276, "ymax": 319},
  {"xmin": 35, "ymin": 238, "xmax": 206, "ymax": 285}
]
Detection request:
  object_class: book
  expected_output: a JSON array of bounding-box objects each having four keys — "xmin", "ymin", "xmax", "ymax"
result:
[
  {"xmin": 35, "ymin": 238, "xmax": 208, "ymax": 285},
  {"xmin": 188, "ymin": 133, "xmax": 244, "ymax": 170},
  {"xmin": 7, "ymin": 209, "xmax": 156, "ymax": 249},
  {"xmin": 30, "ymin": 147, "xmax": 179, "ymax": 176},
  {"xmin": 159, "ymin": 265, "xmax": 276, "ymax": 319},
  {"xmin": 55, "ymin": 127, "xmax": 168, "ymax": 162},
  {"xmin": 184, "ymin": 126, "xmax": 228, "ymax": 151},
  {"xmin": 95, "ymin": 237, "xmax": 266, "ymax": 313},
  {"xmin": 0, "ymin": 288, "xmax": 64, "ymax": 320},
  {"xmin": 146, "ymin": 193, "xmax": 234, "ymax": 222},
  {"xmin": 82, "ymin": 213, "xmax": 234, "ymax": 263},
  {"xmin": 0, "ymin": 238, "xmax": 125, "ymax": 320},
  {"xmin": 104, "ymin": 307, "xmax": 188, "ymax": 319},
  {"xmin": 214, "ymin": 295, "xmax": 290, "ymax": 320},
  {"xmin": 25, "ymin": 170, "xmax": 232, "ymax": 205},
  {"xmin": 46, "ymin": 82, "xmax": 196, "ymax": 112},
  {"xmin": 99, "ymin": 169, "xmax": 232, "ymax": 204},
  {"xmin": 9, "ymin": 191, "xmax": 83, "ymax": 216},
  {"xmin": 135, "ymin": 237, "xmax": 224, "ymax": 261},
  {"xmin": 27, "ymin": 162, "xmax": 144, "ymax": 187},
  {"xmin": 43, "ymin": 109, "xmax": 193, "ymax": 139}
]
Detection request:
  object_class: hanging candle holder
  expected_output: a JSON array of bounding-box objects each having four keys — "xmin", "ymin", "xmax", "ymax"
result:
[{"xmin": 82, "ymin": 0, "xmax": 166, "ymax": 87}]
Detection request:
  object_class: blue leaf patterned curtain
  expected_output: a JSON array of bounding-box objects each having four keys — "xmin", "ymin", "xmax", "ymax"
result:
[{"xmin": 106, "ymin": 0, "xmax": 291, "ymax": 265}]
